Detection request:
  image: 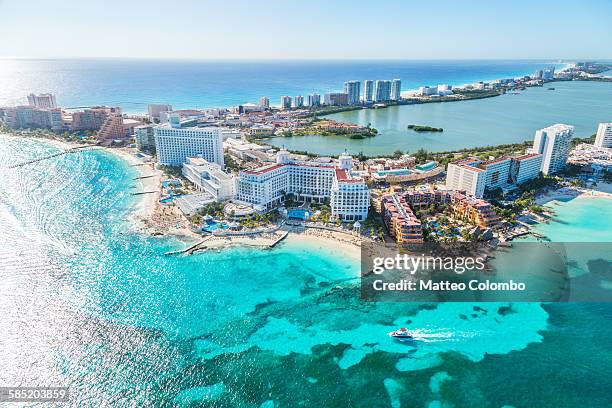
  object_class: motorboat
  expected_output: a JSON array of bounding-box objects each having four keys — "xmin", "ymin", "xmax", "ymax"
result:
[{"xmin": 388, "ymin": 328, "xmax": 413, "ymax": 340}]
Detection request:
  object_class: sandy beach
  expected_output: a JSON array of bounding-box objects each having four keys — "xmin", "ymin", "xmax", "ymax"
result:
[{"xmin": 536, "ymin": 183, "xmax": 612, "ymax": 205}]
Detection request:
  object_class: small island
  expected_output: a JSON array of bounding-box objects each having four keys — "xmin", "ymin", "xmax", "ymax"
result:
[{"xmin": 407, "ymin": 124, "xmax": 444, "ymax": 132}]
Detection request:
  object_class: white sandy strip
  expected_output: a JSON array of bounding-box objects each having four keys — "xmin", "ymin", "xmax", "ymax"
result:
[
  {"xmin": 288, "ymin": 232, "xmax": 361, "ymax": 261},
  {"xmin": 536, "ymin": 184, "xmax": 612, "ymax": 205}
]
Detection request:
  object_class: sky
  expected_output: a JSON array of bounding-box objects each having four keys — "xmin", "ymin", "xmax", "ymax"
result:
[{"xmin": 1, "ymin": 0, "xmax": 611, "ymax": 60}]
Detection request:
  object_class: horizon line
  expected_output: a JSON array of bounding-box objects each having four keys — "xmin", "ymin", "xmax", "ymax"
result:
[{"xmin": 0, "ymin": 56, "xmax": 602, "ymax": 62}]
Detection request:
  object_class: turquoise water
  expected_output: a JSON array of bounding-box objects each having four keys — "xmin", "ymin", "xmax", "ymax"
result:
[
  {"xmin": 1, "ymin": 135, "xmax": 612, "ymax": 406},
  {"xmin": 377, "ymin": 169, "xmax": 413, "ymax": 176},
  {"xmin": 268, "ymin": 81, "xmax": 612, "ymax": 155},
  {"xmin": 0, "ymin": 59, "xmax": 565, "ymax": 112},
  {"xmin": 287, "ymin": 208, "xmax": 309, "ymax": 220}
]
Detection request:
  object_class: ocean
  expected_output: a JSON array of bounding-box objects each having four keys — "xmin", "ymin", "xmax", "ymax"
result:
[
  {"xmin": 0, "ymin": 59, "xmax": 566, "ymax": 112},
  {"xmin": 1, "ymin": 134, "xmax": 612, "ymax": 406}
]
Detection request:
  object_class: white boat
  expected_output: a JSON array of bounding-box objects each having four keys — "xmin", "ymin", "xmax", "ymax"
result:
[{"xmin": 388, "ymin": 328, "xmax": 413, "ymax": 340}]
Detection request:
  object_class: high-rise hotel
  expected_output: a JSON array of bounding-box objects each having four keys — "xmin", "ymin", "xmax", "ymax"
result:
[
  {"xmin": 374, "ymin": 80, "xmax": 392, "ymax": 102},
  {"xmin": 390, "ymin": 79, "xmax": 402, "ymax": 101},
  {"xmin": 595, "ymin": 123, "xmax": 612, "ymax": 149},
  {"xmin": 363, "ymin": 80, "xmax": 374, "ymax": 103},
  {"xmin": 533, "ymin": 124, "xmax": 574, "ymax": 175},
  {"xmin": 343, "ymin": 80, "xmax": 361, "ymax": 105},
  {"xmin": 154, "ymin": 118, "xmax": 224, "ymax": 167}
]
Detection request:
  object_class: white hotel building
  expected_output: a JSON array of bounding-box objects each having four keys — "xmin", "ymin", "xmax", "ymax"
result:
[
  {"xmin": 533, "ymin": 124, "xmax": 574, "ymax": 175},
  {"xmin": 595, "ymin": 123, "xmax": 612, "ymax": 149},
  {"xmin": 236, "ymin": 150, "xmax": 370, "ymax": 221},
  {"xmin": 182, "ymin": 157, "xmax": 236, "ymax": 201},
  {"xmin": 445, "ymin": 158, "xmax": 487, "ymax": 198},
  {"xmin": 154, "ymin": 122, "xmax": 224, "ymax": 167},
  {"xmin": 510, "ymin": 153, "xmax": 543, "ymax": 185},
  {"xmin": 446, "ymin": 153, "xmax": 544, "ymax": 198}
]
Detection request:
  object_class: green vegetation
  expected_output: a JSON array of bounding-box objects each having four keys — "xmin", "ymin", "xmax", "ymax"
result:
[
  {"xmin": 362, "ymin": 203, "xmax": 385, "ymax": 240},
  {"xmin": 280, "ymin": 124, "xmax": 377, "ymax": 139},
  {"xmin": 407, "ymin": 124, "xmax": 443, "ymax": 132},
  {"xmin": 239, "ymin": 211, "xmax": 280, "ymax": 228},
  {"xmin": 223, "ymin": 154, "xmax": 241, "ymax": 172},
  {"xmin": 490, "ymin": 175, "xmax": 560, "ymax": 221},
  {"xmin": 304, "ymin": 106, "xmax": 363, "ymax": 118},
  {"xmin": 158, "ymin": 165, "xmax": 182, "ymax": 179},
  {"xmin": 451, "ymin": 88, "xmax": 506, "ymax": 99}
]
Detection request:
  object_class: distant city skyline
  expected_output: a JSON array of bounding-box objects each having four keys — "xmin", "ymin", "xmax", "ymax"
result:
[{"xmin": 1, "ymin": 0, "xmax": 611, "ymax": 60}]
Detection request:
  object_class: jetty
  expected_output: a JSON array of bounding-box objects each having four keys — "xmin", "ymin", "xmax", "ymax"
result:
[
  {"xmin": 130, "ymin": 190, "xmax": 158, "ymax": 196},
  {"xmin": 164, "ymin": 237, "xmax": 211, "ymax": 256},
  {"xmin": 269, "ymin": 231, "xmax": 289, "ymax": 248},
  {"xmin": 8, "ymin": 145, "xmax": 101, "ymax": 169}
]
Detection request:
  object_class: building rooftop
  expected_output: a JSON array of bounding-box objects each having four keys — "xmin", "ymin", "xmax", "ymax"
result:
[{"xmin": 514, "ymin": 152, "xmax": 543, "ymax": 161}]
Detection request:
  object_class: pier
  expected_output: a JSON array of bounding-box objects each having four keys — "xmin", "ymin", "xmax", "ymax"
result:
[
  {"xmin": 164, "ymin": 237, "xmax": 211, "ymax": 256},
  {"xmin": 8, "ymin": 145, "xmax": 101, "ymax": 169},
  {"xmin": 130, "ymin": 190, "xmax": 158, "ymax": 196}
]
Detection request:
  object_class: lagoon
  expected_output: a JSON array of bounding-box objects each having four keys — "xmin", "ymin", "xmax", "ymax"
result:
[{"xmin": 267, "ymin": 81, "xmax": 612, "ymax": 156}]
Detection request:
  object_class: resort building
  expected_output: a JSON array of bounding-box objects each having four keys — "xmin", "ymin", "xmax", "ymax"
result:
[
  {"xmin": 294, "ymin": 95, "xmax": 304, "ymax": 108},
  {"xmin": 363, "ymin": 80, "xmax": 374, "ymax": 103},
  {"xmin": 390, "ymin": 79, "xmax": 402, "ymax": 101},
  {"xmin": 0, "ymin": 106, "xmax": 65, "ymax": 130},
  {"xmin": 509, "ymin": 153, "xmax": 543, "ymax": 185},
  {"xmin": 280, "ymin": 96, "xmax": 292, "ymax": 110},
  {"xmin": 452, "ymin": 193, "xmax": 500, "ymax": 228},
  {"xmin": 404, "ymin": 188, "xmax": 452, "ymax": 209},
  {"xmin": 307, "ymin": 93, "xmax": 321, "ymax": 107},
  {"xmin": 154, "ymin": 122, "xmax": 224, "ymax": 167},
  {"xmin": 182, "ymin": 157, "xmax": 236, "ymax": 201},
  {"xmin": 445, "ymin": 158, "xmax": 487, "ymax": 198},
  {"xmin": 381, "ymin": 193, "xmax": 423, "ymax": 244},
  {"xmin": 96, "ymin": 115, "xmax": 126, "ymax": 142},
  {"xmin": 374, "ymin": 80, "xmax": 392, "ymax": 102},
  {"xmin": 248, "ymin": 124, "xmax": 275, "ymax": 137},
  {"xmin": 419, "ymin": 86, "xmax": 438, "ymax": 96},
  {"xmin": 147, "ymin": 104, "xmax": 172, "ymax": 120},
  {"xmin": 259, "ymin": 97, "xmax": 270, "ymax": 108},
  {"xmin": 330, "ymin": 154, "xmax": 371, "ymax": 222},
  {"xmin": 71, "ymin": 106, "xmax": 121, "ymax": 131},
  {"xmin": 236, "ymin": 150, "xmax": 370, "ymax": 221},
  {"xmin": 480, "ymin": 156, "xmax": 512, "ymax": 190},
  {"xmin": 595, "ymin": 123, "xmax": 612, "ymax": 149},
  {"xmin": 533, "ymin": 124, "xmax": 574, "ymax": 175},
  {"xmin": 324, "ymin": 93, "xmax": 349, "ymax": 106},
  {"xmin": 27, "ymin": 93, "xmax": 57, "ymax": 109},
  {"xmin": 134, "ymin": 125, "xmax": 156, "ymax": 153},
  {"xmin": 343, "ymin": 80, "xmax": 361, "ymax": 105}
]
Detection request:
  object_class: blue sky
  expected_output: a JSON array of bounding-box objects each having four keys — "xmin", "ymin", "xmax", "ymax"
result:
[{"xmin": 1, "ymin": 0, "xmax": 610, "ymax": 59}]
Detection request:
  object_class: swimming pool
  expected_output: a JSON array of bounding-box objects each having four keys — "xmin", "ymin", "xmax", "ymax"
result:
[
  {"xmin": 376, "ymin": 169, "xmax": 413, "ymax": 177},
  {"xmin": 202, "ymin": 221, "xmax": 229, "ymax": 233},
  {"xmin": 287, "ymin": 208, "xmax": 309, "ymax": 220}
]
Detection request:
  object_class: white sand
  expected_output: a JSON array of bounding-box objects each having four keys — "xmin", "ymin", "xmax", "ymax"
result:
[{"xmin": 536, "ymin": 184, "xmax": 612, "ymax": 205}]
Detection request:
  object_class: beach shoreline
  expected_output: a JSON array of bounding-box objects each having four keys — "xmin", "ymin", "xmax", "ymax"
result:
[
  {"xmin": 535, "ymin": 183, "xmax": 612, "ymax": 205},
  {"xmin": 1, "ymin": 132, "xmax": 364, "ymax": 258}
]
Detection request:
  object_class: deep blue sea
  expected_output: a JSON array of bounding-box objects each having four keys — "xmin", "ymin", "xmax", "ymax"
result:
[
  {"xmin": 0, "ymin": 59, "xmax": 566, "ymax": 112},
  {"xmin": 1, "ymin": 135, "xmax": 612, "ymax": 406}
]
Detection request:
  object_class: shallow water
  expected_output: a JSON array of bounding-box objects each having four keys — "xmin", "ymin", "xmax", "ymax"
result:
[{"xmin": 1, "ymin": 136, "xmax": 611, "ymax": 407}]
